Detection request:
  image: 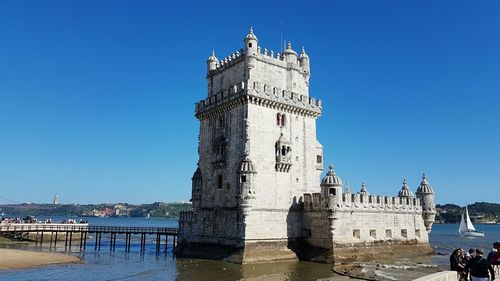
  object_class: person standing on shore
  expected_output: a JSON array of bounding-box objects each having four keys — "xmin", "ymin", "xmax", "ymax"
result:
[
  {"xmin": 451, "ymin": 248, "xmax": 467, "ymax": 280},
  {"xmin": 465, "ymin": 249, "xmax": 495, "ymax": 281}
]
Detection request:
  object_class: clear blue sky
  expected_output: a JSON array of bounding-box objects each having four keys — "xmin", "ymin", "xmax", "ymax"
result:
[{"xmin": 0, "ymin": 1, "xmax": 499, "ymax": 205}]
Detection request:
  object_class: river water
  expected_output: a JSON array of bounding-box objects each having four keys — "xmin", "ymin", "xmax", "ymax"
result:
[{"xmin": 0, "ymin": 217, "xmax": 498, "ymax": 281}]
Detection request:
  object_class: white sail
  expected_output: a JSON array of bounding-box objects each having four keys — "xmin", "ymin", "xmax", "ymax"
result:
[
  {"xmin": 464, "ymin": 206, "xmax": 476, "ymax": 231},
  {"xmin": 459, "ymin": 208, "xmax": 467, "ymax": 233}
]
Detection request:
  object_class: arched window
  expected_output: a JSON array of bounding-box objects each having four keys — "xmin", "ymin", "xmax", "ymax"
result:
[
  {"xmin": 281, "ymin": 146, "xmax": 286, "ymax": 156},
  {"xmin": 281, "ymin": 114, "xmax": 286, "ymax": 126},
  {"xmin": 276, "ymin": 113, "xmax": 281, "ymax": 125}
]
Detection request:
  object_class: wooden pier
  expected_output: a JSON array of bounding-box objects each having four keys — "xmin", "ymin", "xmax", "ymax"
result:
[{"xmin": 0, "ymin": 224, "xmax": 178, "ymax": 254}]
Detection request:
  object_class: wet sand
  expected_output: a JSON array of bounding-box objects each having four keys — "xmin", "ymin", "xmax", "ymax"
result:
[{"xmin": 0, "ymin": 248, "xmax": 81, "ymax": 271}]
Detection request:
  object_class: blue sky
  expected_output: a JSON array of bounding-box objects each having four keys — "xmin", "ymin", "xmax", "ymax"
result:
[{"xmin": 0, "ymin": 0, "xmax": 499, "ymax": 205}]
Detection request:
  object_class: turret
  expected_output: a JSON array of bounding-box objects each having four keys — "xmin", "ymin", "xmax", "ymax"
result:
[
  {"xmin": 243, "ymin": 26, "xmax": 258, "ymax": 56},
  {"xmin": 237, "ymin": 155, "xmax": 256, "ymax": 217},
  {"xmin": 415, "ymin": 173, "xmax": 436, "ymax": 231},
  {"xmin": 191, "ymin": 166, "xmax": 203, "ymax": 208},
  {"xmin": 398, "ymin": 179, "xmax": 414, "ymax": 198},
  {"xmin": 321, "ymin": 164, "xmax": 343, "ymax": 206},
  {"xmin": 299, "ymin": 46, "xmax": 310, "ymax": 74},
  {"xmin": 283, "ymin": 41, "xmax": 298, "ymax": 64},
  {"xmin": 207, "ymin": 50, "xmax": 218, "ymax": 73},
  {"xmin": 359, "ymin": 182, "xmax": 369, "ymax": 196}
]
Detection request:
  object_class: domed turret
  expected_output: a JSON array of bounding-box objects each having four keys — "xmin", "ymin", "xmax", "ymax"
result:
[
  {"xmin": 359, "ymin": 182, "xmax": 369, "ymax": 195},
  {"xmin": 191, "ymin": 166, "xmax": 203, "ymax": 208},
  {"xmin": 321, "ymin": 164, "xmax": 343, "ymax": 200},
  {"xmin": 283, "ymin": 41, "xmax": 298, "ymax": 64},
  {"xmin": 321, "ymin": 164, "xmax": 342, "ymax": 186},
  {"xmin": 238, "ymin": 155, "xmax": 255, "ymax": 174},
  {"xmin": 416, "ymin": 173, "xmax": 434, "ymax": 194},
  {"xmin": 207, "ymin": 50, "xmax": 218, "ymax": 72},
  {"xmin": 398, "ymin": 179, "xmax": 414, "ymax": 198},
  {"xmin": 244, "ymin": 26, "xmax": 258, "ymax": 56},
  {"xmin": 299, "ymin": 46, "xmax": 310, "ymax": 74},
  {"xmin": 415, "ymin": 173, "xmax": 436, "ymax": 232}
]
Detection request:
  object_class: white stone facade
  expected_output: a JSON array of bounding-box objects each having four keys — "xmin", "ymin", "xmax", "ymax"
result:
[{"xmin": 178, "ymin": 28, "xmax": 436, "ymax": 264}]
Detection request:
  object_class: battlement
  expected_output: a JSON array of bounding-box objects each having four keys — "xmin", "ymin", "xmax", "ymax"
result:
[
  {"xmin": 208, "ymin": 46, "xmax": 306, "ymax": 75},
  {"xmin": 195, "ymin": 81, "xmax": 322, "ymax": 118},
  {"xmin": 179, "ymin": 210, "xmax": 194, "ymax": 221},
  {"xmin": 303, "ymin": 192, "xmax": 421, "ymax": 213}
]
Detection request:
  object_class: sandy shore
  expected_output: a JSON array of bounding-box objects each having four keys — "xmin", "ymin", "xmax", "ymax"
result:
[{"xmin": 0, "ymin": 248, "xmax": 81, "ymax": 271}]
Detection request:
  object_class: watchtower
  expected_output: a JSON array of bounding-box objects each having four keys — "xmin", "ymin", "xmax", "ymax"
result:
[{"xmin": 179, "ymin": 28, "xmax": 324, "ymax": 262}]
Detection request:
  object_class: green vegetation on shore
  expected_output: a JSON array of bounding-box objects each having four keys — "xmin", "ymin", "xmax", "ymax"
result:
[
  {"xmin": 0, "ymin": 202, "xmax": 192, "ymax": 218},
  {"xmin": 436, "ymin": 202, "xmax": 500, "ymax": 224},
  {"xmin": 2, "ymin": 201, "xmax": 499, "ymax": 223}
]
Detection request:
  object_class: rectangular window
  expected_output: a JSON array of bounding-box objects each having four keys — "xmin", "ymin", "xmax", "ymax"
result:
[
  {"xmin": 415, "ymin": 229, "xmax": 421, "ymax": 238},
  {"xmin": 401, "ymin": 229, "xmax": 408, "ymax": 238},
  {"xmin": 317, "ymin": 155, "xmax": 322, "ymax": 163},
  {"xmin": 370, "ymin": 229, "xmax": 376, "ymax": 239},
  {"xmin": 353, "ymin": 229, "xmax": 360, "ymax": 239},
  {"xmin": 386, "ymin": 229, "xmax": 392, "ymax": 238},
  {"xmin": 217, "ymin": 175, "xmax": 223, "ymax": 189},
  {"xmin": 241, "ymin": 175, "xmax": 246, "ymax": 183}
]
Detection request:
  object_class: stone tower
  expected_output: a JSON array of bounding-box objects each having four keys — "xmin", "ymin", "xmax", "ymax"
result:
[{"xmin": 178, "ymin": 28, "xmax": 324, "ymax": 263}]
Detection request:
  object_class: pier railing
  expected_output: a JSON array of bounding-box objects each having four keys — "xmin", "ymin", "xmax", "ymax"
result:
[{"xmin": 0, "ymin": 223, "xmax": 178, "ymax": 254}]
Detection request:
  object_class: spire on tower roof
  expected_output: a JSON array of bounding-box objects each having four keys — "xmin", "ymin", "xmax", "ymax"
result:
[{"xmin": 245, "ymin": 26, "xmax": 258, "ymax": 41}]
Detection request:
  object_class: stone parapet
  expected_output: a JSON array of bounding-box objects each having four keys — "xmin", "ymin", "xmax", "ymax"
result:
[
  {"xmin": 303, "ymin": 192, "xmax": 422, "ymax": 213},
  {"xmin": 195, "ymin": 81, "xmax": 322, "ymax": 119}
]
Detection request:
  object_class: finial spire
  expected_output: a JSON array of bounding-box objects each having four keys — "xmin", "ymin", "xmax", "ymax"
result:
[
  {"xmin": 301, "ymin": 46, "xmax": 305, "ymax": 54},
  {"xmin": 328, "ymin": 163, "xmax": 333, "ymax": 171},
  {"xmin": 211, "ymin": 50, "xmax": 215, "ymax": 56},
  {"xmin": 287, "ymin": 41, "xmax": 292, "ymax": 50},
  {"xmin": 249, "ymin": 26, "xmax": 254, "ymax": 34},
  {"xmin": 422, "ymin": 173, "xmax": 426, "ymax": 180}
]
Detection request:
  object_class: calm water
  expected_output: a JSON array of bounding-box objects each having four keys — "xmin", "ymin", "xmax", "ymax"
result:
[{"xmin": 0, "ymin": 217, "xmax": 499, "ymax": 281}]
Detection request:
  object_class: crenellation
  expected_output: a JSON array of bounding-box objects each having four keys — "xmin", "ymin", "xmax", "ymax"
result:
[{"xmin": 179, "ymin": 27, "xmax": 435, "ymax": 265}]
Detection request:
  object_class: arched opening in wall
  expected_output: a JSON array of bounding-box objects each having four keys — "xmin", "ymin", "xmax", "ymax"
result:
[
  {"xmin": 241, "ymin": 175, "xmax": 246, "ymax": 183},
  {"xmin": 329, "ymin": 188, "xmax": 336, "ymax": 195},
  {"xmin": 248, "ymin": 43, "xmax": 252, "ymax": 48},
  {"xmin": 276, "ymin": 113, "xmax": 281, "ymax": 126},
  {"xmin": 281, "ymin": 146, "xmax": 286, "ymax": 156},
  {"xmin": 281, "ymin": 114, "xmax": 286, "ymax": 126},
  {"xmin": 217, "ymin": 174, "xmax": 223, "ymax": 189}
]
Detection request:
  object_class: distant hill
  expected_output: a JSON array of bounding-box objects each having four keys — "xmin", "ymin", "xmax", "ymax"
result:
[
  {"xmin": 436, "ymin": 202, "xmax": 500, "ymax": 224},
  {"xmin": 0, "ymin": 202, "xmax": 192, "ymax": 218}
]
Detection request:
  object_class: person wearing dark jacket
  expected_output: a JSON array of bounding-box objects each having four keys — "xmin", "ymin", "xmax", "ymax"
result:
[
  {"xmin": 451, "ymin": 248, "xmax": 466, "ymax": 280},
  {"xmin": 465, "ymin": 249, "xmax": 495, "ymax": 281}
]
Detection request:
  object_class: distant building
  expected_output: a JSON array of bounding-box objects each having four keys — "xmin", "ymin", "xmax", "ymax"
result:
[
  {"xmin": 178, "ymin": 28, "xmax": 436, "ymax": 264},
  {"xmin": 53, "ymin": 194, "xmax": 59, "ymax": 205}
]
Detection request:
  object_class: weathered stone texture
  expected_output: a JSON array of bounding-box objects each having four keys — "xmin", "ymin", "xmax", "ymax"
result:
[{"xmin": 178, "ymin": 28, "xmax": 436, "ymax": 264}]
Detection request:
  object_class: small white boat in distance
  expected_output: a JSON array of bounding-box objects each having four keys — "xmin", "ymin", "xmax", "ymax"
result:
[{"xmin": 459, "ymin": 206, "xmax": 485, "ymax": 238}]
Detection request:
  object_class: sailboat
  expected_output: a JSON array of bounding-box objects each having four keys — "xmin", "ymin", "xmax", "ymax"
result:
[{"xmin": 459, "ymin": 206, "xmax": 485, "ymax": 238}]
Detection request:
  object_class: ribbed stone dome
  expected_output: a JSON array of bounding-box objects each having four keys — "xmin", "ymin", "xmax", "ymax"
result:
[
  {"xmin": 359, "ymin": 182, "xmax": 369, "ymax": 195},
  {"xmin": 398, "ymin": 179, "xmax": 414, "ymax": 198},
  {"xmin": 238, "ymin": 155, "xmax": 255, "ymax": 174},
  {"xmin": 416, "ymin": 174, "xmax": 434, "ymax": 194},
  {"xmin": 321, "ymin": 164, "xmax": 342, "ymax": 186}
]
